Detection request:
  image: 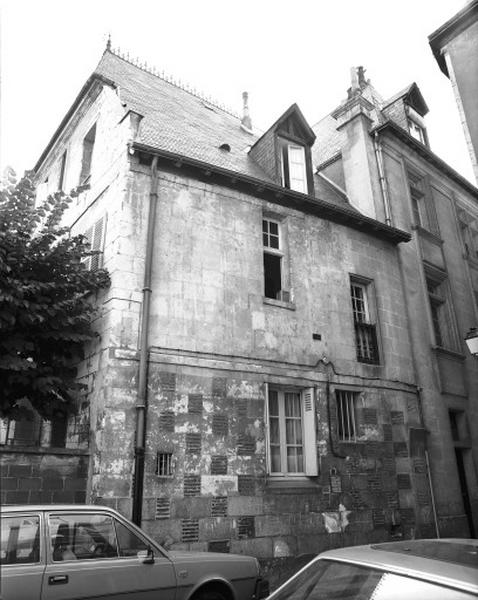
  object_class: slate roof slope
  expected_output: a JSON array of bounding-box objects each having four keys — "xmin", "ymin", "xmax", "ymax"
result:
[{"xmin": 94, "ymin": 49, "xmax": 272, "ymax": 182}]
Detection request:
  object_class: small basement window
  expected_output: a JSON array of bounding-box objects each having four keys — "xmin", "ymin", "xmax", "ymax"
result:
[{"xmin": 156, "ymin": 452, "xmax": 173, "ymax": 477}]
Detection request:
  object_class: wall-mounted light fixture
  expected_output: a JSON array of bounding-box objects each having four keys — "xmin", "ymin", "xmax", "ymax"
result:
[{"xmin": 464, "ymin": 327, "xmax": 478, "ymax": 356}]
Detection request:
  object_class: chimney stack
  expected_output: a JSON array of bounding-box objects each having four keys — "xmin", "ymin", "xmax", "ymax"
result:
[{"xmin": 241, "ymin": 91, "xmax": 252, "ymax": 131}]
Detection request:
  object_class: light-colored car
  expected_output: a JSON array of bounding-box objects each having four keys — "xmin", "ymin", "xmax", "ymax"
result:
[
  {"xmin": 0, "ymin": 504, "xmax": 269, "ymax": 600},
  {"xmin": 267, "ymin": 539, "xmax": 478, "ymax": 600}
]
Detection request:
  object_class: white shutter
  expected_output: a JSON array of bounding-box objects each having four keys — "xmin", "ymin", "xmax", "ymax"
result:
[
  {"xmin": 264, "ymin": 383, "xmax": 271, "ymax": 474},
  {"xmin": 302, "ymin": 387, "xmax": 318, "ymax": 476}
]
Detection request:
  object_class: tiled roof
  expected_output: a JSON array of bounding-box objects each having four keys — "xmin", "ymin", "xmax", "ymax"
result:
[{"xmin": 94, "ymin": 50, "xmax": 272, "ymax": 182}]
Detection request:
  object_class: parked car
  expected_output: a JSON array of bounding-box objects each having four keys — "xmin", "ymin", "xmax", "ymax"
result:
[
  {"xmin": 0, "ymin": 504, "xmax": 269, "ymax": 600},
  {"xmin": 267, "ymin": 539, "xmax": 478, "ymax": 599}
]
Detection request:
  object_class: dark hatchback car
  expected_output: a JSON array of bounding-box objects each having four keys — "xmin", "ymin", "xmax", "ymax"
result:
[
  {"xmin": 0, "ymin": 504, "xmax": 269, "ymax": 600},
  {"xmin": 267, "ymin": 539, "xmax": 478, "ymax": 600}
]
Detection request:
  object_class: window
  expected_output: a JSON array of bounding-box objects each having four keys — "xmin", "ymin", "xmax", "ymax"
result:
[
  {"xmin": 263, "ymin": 218, "xmax": 288, "ymax": 300},
  {"xmin": 425, "ymin": 273, "xmax": 457, "ymax": 350},
  {"xmin": 83, "ymin": 216, "xmax": 105, "ymax": 271},
  {"xmin": 407, "ymin": 171, "xmax": 438, "ymax": 234},
  {"xmin": 1, "ymin": 516, "xmax": 40, "ymax": 565},
  {"xmin": 156, "ymin": 452, "xmax": 173, "ymax": 477},
  {"xmin": 335, "ymin": 390, "xmax": 360, "ymax": 442},
  {"xmin": 58, "ymin": 151, "xmax": 67, "ymax": 191},
  {"xmin": 0, "ymin": 401, "xmax": 67, "ymax": 449},
  {"xmin": 407, "ymin": 118, "xmax": 427, "ymax": 145},
  {"xmin": 79, "ymin": 123, "xmax": 96, "ymax": 185},
  {"xmin": 266, "ymin": 387, "xmax": 317, "ymax": 477},
  {"xmin": 350, "ymin": 279, "xmax": 379, "ymax": 364},
  {"xmin": 50, "ymin": 514, "xmax": 118, "ymax": 561},
  {"xmin": 280, "ymin": 141, "xmax": 307, "ymax": 193},
  {"xmin": 459, "ymin": 219, "xmax": 478, "ymax": 260}
]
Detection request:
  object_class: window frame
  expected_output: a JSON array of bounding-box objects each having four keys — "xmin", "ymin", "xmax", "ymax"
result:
[
  {"xmin": 265, "ymin": 384, "xmax": 317, "ymax": 478},
  {"xmin": 349, "ymin": 276, "xmax": 380, "ymax": 365},
  {"xmin": 424, "ymin": 266, "xmax": 459, "ymax": 352},
  {"xmin": 263, "ymin": 216, "xmax": 289, "ymax": 301},
  {"xmin": 407, "ymin": 169, "xmax": 439, "ymax": 235},
  {"xmin": 79, "ymin": 123, "xmax": 97, "ymax": 185},
  {"xmin": 278, "ymin": 137, "xmax": 308, "ymax": 194},
  {"xmin": 335, "ymin": 389, "xmax": 360, "ymax": 442}
]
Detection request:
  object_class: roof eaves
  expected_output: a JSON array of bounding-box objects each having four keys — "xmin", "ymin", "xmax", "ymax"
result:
[
  {"xmin": 133, "ymin": 141, "xmax": 410, "ymax": 245},
  {"xmin": 33, "ymin": 73, "xmax": 117, "ymax": 175},
  {"xmin": 373, "ymin": 120, "xmax": 478, "ymax": 200},
  {"xmin": 429, "ymin": 0, "xmax": 478, "ymax": 77}
]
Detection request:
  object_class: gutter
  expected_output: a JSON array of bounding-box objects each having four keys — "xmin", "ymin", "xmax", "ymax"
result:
[
  {"xmin": 132, "ymin": 155, "xmax": 159, "ymax": 525},
  {"xmin": 373, "ymin": 131, "xmax": 392, "ymax": 226}
]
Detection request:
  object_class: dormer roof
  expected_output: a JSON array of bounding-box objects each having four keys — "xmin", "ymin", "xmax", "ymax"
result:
[{"xmin": 382, "ymin": 82, "xmax": 429, "ymax": 117}]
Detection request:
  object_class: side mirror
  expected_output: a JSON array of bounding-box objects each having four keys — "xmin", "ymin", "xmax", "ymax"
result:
[{"xmin": 137, "ymin": 548, "xmax": 154, "ymax": 564}]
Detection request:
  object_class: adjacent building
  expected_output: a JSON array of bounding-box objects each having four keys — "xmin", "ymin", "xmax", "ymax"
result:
[
  {"xmin": 2, "ymin": 45, "xmax": 478, "ymax": 578},
  {"xmin": 429, "ymin": 0, "xmax": 478, "ymax": 183}
]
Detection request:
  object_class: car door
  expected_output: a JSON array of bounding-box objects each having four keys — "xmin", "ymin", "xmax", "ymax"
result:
[
  {"xmin": 0, "ymin": 513, "xmax": 44, "ymax": 600},
  {"xmin": 41, "ymin": 511, "xmax": 177, "ymax": 600}
]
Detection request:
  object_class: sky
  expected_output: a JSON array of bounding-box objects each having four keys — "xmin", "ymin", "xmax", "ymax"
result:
[{"xmin": 0, "ymin": 0, "xmax": 475, "ymax": 183}]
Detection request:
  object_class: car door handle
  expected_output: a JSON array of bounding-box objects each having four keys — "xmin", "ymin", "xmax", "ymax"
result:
[{"xmin": 48, "ymin": 575, "xmax": 69, "ymax": 585}]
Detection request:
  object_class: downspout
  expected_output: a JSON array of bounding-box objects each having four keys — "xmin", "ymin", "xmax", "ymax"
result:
[
  {"xmin": 373, "ymin": 131, "xmax": 392, "ymax": 226},
  {"xmin": 132, "ymin": 155, "xmax": 159, "ymax": 526}
]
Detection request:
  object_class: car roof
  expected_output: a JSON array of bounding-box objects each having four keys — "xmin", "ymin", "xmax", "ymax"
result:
[
  {"xmin": 317, "ymin": 539, "xmax": 478, "ymax": 593},
  {"xmin": 1, "ymin": 504, "xmax": 118, "ymax": 514}
]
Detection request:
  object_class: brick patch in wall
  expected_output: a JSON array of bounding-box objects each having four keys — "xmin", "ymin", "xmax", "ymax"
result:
[
  {"xmin": 330, "ymin": 475, "xmax": 342, "ymax": 493},
  {"xmin": 391, "ymin": 411, "xmax": 404, "ymax": 425},
  {"xmin": 385, "ymin": 491, "xmax": 400, "ymax": 509},
  {"xmin": 238, "ymin": 476, "xmax": 255, "ymax": 495},
  {"xmin": 382, "ymin": 424, "xmax": 393, "ymax": 442},
  {"xmin": 417, "ymin": 490, "xmax": 430, "ymax": 506},
  {"xmin": 381, "ymin": 456, "xmax": 396, "ymax": 472},
  {"xmin": 350, "ymin": 490, "xmax": 366, "ymax": 510},
  {"xmin": 159, "ymin": 412, "xmax": 175, "ymax": 432},
  {"xmin": 155, "ymin": 497, "xmax": 170, "ymax": 519},
  {"xmin": 211, "ymin": 496, "xmax": 228, "ymax": 517},
  {"xmin": 237, "ymin": 435, "xmax": 255, "ymax": 455},
  {"xmin": 212, "ymin": 377, "xmax": 227, "ymax": 397},
  {"xmin": 208, "ymin": 540, "xmax": 230, "ymax": 553},
  {"xmin": 367, "ymin": 474, "xmax": 382, "ymax": 493},
  {"xmin": 393, "ymin": 442, "xmax": 408, "ymax": 457},
  {"xmin": 372, "ymin": 509, "xmax": 386, "ymax": 528},
  {"xmin": 182, "ymin": 519, "xmax": 199, "ymax": 542},
  {"xmin": 364, "ymin": 442, "xmax": 384, "ymax": 458},
  {"xmin": 235, "ymin": 399, "xmax": 248, "ymax": 419},
  {"xmin": 186, "ymin": 433, "xmax": 201, "ymax": 454},
  {"xmin": 188, "ymin": 394, "xmax": 203, "ymax": 414},
  {"xmin": 397, "ymin": 474, "xmax": 411, "ymax": 489},
  {"xmin": 362, "ymin": 408, "xmax": 378, "ymax": 425},
  {"xmin": 184, "ymin": 475, "xmax": 201, "ymax": 497},
  {"xmin": 237, "ymin": 516, "xmax": 255, "ymax": 539},
  {"xmin": 211, "ymin": 455, "xmax": 227, "ymax": 475},
  {"xmin": 159, "ymin": 372, "xmax": 177, "ymax": 393},
  {"xmin": 413, "ymin": 457, "xmax": 427, "ymax": 473},
  {"xmin": 212, "ymin": 415, "xmax": 229, "ymax": 436}
]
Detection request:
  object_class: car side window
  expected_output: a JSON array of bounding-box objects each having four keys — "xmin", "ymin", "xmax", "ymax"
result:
[
  {"xmin": 271, "ymin": 559, "xmax": 383, "ymax": 600},
  {"xmin": 49, "ymin": 514, "xmax": 118, "ymax": 561},
  {"xmin": 371, "ymin": 572, "xmax": 476, "ymax": 600},
  {"xmin": 114, "ymin": 519, "xmax": 150, "ymax": 557},
  {"xmin": 0, "ymin": 516, "xmax": 40, "ymax": 565}
]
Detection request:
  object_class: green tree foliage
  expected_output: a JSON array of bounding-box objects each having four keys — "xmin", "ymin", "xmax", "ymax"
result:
[{"xmin": 0, "ymin": 169, "xmax": 110, "ymax": 420}]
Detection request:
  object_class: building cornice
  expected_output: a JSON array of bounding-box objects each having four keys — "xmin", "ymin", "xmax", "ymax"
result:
[
  {"xmin": 428, "ymin": 0, "xmax": 478, "ymax": 77},
  {"xmin": 133, "ymin": 142, "xmax": 411, "ymax": 245},
  {"xmin": 372, "ymin": 120, "xmax": 478, "ymax": 201}
]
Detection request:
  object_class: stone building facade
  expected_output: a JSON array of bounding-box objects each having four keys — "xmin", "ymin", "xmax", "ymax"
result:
[{"xmin": 4, "ymin": 45, "xmax": 478, "ymax": 579}]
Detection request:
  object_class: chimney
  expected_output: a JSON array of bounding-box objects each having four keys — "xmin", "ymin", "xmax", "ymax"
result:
[{"xmin": 241, "ymin": 91, "xmax": 252, "ymax": 131}]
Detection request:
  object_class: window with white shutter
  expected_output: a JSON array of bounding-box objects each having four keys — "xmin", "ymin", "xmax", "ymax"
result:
[
  {"xmin": 265, "ymin": 385, "xmax": 318, "ymax": 477},
  {"xmin": 82, "ymin": 216, "xmax": 106, "ymax": 271}
]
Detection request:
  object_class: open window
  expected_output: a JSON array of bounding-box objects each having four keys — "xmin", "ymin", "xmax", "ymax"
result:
[
  {"xmin": 280, "ymin": 141, "xmax": 307, "ymax": 193},
  {"xmin": 265, "ymin": 386, "xmax": 318, "ymax": 477},
  {"xmin": 407, "ymin": 169, "xmax": 438, "ymax": 235},
  {"xmin": 83, "ymin": 216, "xmax": 106, "ymax": 271},
  {"xmin": 263, "ymin": 217, "xmax": 290, "ymax": 302},
  {"xmin": 79, "ymin": 123, "xmax": 96, "ymax": 185},
  {"xmin": 350, "ymin": 277, "xmax": 380, "ymax": 365},
  {"xmin": 424, "ymin": 266, "xmax": 459, "ymax": 351}
]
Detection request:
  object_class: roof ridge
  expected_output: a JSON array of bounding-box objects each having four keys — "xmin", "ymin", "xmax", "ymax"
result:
[{"xmin": 106, "ymin": 45, "xmax": 241, "ymax": 119}]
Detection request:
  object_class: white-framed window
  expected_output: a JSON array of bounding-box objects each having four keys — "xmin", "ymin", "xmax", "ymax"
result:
[
  {"xmin": 265, "ymin": 386, "xmax": 317, "ymax": 477},
  {"xmin": 280, "ymin": 142, "xmax": 307, "ymax": 194},
  {"xmin": 335, "ymin": 390, "xmax": 359, "ymax": 442},
  {"xmin": 350, "ymin": 278, "xmax": 379, "ymax": 364},
  {"xmin": 263, "ymin": 217, "xmax": 288, "ymax": 301}
]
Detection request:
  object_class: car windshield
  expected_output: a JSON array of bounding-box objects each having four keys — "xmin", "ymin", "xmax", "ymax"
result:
[{"xmin": 271, "ymin": 559, "xmax": 383, "ymax": 600}]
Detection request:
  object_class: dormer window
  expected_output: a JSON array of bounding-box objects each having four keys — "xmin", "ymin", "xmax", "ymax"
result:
[{"xmin": 280, "ymin": 141, "xmax": 307, "ymax": 193}]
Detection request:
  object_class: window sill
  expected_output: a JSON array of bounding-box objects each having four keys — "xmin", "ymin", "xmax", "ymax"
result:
[
  {"xmin": 266, "ymin": 477, "xmax": 319, "ymax": 492},
  {"xmin": 432, "ymin": 346, "xmax": 465, "ymax": 361},
  {"xmin": 263, "ymin": 297, "xmax": 296, "ymax": 311},
  {"xmin": 412, "ymin": 225, "xmax": 443, "ymax": 245}
]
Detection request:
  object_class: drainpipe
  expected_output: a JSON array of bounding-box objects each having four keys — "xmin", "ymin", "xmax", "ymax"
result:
[
  {"xmin": 132, "ymin": 155, "xmax": 159, "ymax": 526},
  {"xmin": 373, "ymin": 131, "xmax": 392, "ymax": 226}
]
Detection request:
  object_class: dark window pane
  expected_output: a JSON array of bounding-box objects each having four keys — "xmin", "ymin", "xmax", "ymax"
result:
[
  {"xmin": 264, "ymin": 253, "xmax": 282, "ymax": 299},
  {"xmin": 115, "ymin": 520, "xmax": 149, "ymax": 557}
]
